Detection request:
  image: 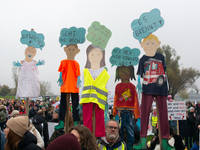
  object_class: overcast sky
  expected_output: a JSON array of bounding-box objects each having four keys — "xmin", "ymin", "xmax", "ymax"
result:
[{"xmin": 0, "ymin": 0, "xmax": 200, "ymax": 96}]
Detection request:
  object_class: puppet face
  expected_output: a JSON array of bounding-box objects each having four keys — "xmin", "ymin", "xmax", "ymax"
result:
[
  {"xmin": 118, "ymin": 66, "xmax": 131, "ymax": 81},
  {"xmin": 64, "ymin": 45, "xmax": 80, "ymax": 58},
  {"xmin": 25, "ymin": 46, "xmax": 37, "ymax": 59},
  {"xmin": 140, "ymin": 39, "xmax": 161, "ymax": 56},
  {"xmin": 88, "ymin": 48, "xmax": 103, "ymax": 64}
]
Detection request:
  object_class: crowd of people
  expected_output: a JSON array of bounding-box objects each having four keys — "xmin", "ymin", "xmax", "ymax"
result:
[{"xmin": 0, "ymin": 98, "xmax": 199, "ymax": 150}]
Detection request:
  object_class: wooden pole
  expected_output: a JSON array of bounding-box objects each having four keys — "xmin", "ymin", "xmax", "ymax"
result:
[
  {"xmin": 25, "ymin": 98, "xmax": 29, "ymax": 117},
  {"xmin": 92, "ymin": 104, "xmax": 96, "ymax": 137},
  {"xmin": 65, "ymin": 93, "xmax": 70, "ymax": 134},
  {"xmin": 176, "ymin": 120, "xmax": 179, "ymax": 135},
  {"xmin": 156, "ymin": 99, "xmax": 162, "ymax": 148}
]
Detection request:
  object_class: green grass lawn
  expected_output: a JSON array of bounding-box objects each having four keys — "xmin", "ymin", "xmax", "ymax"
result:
[{"xmin": 0, "ymin": 95, "xmax": 16, "ymax": 99}]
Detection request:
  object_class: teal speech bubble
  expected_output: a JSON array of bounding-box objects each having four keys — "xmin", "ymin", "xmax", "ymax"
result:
[
  {"xmin": 131, "ymin": 8, "xmax": 164, "ymax": 42},
  {"xmin": 59, "ymin": 27, "xmax": 86, "ymax": 47},
  {"xmin": 20, "ymin": 30, "xmax": 45, "ymax": 50},
  {"xmin": 86, "ymin": 21, "xmax": 112, "ymax": 50},
  {"xmin": 109, "ymin": 47, "xmax": 140, "ymax": 67}
]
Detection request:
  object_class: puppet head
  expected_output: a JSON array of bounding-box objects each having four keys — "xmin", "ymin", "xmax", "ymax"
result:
[
  {"xmin": 24, "ymin": 46, "xmax": 37, "ymax": 62},
  {"xmin": 115, "ymin": 65, "xmax": 135, "ymax": 83},
  {"xmin": 64, "ymin": 44, "xmax": 80, "ymax": 60},
  {"xmin": 85, "ymin": 44, "xmax": 106, "ymax": 70},
  {"xmin": 140, "ymin": 34, "xmax": 161, "ymax": 57}
]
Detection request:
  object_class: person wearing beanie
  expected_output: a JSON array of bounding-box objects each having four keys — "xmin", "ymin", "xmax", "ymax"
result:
[
  {"xmin": 32, "ymin": 109, "xmax": 49, "ymax": 148},
  {"xmin": 4, "ymin": 116, "xmax": 42, "ymax": 150},
  {"xmin": 49, "ymin": 108, "xmax": 60, "ymax": 123},
  {"xmin": 10, "ymin": 110, "xmax": 20, "ymax": 118},
  {"xmin": 47, "ymin": 133, "xmax": 81, "ymax": 150}
]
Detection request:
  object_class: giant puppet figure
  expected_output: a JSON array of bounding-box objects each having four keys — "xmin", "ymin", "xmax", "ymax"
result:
[
  {"xmin": 13, "ymin": 29, "xmax": 45, "ymax": 99},
  {"xmin": 109, "ymin": 46, "xmax": 141, "ymax": 149},
  {"xmin": 80, "ymin": 21, "xmax": 111, "ymax": 137},
  {"xmin": 131, "ymin": 9, "xmax": 175, "ymax": 150},
  {"xmin": 56, "ymin": 27, "xmax": 86, "ymax": 130}
]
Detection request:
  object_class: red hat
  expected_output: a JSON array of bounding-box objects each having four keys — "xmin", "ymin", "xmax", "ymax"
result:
[{"xmin": 47, "ymin": 133, "xmax": 81, "ymax": 150}]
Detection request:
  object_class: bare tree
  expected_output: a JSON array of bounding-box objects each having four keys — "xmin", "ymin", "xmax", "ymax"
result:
[
  {"xmin": 12, "ymin": 66, "xmax": 20, "ymax": 94},
  {"xmin": 40, "ymin": 81, "xmax": 51, "ymax": 96}
]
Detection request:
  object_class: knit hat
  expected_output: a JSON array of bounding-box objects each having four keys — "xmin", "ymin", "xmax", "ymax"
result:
[
  {"xmin": 10, "ymin": 110, "xmax": 20, "ymax": 118},
  {"xmin": 47, "ymin": 133, "xmax": 81, "ymax": 150},
  {"xmin": 6, "ymin": 116, "xmax": 29, "ymax": 137},
  {"xmin": 54, "ymin": 108, "xmax": 60, "ymax": 115}
]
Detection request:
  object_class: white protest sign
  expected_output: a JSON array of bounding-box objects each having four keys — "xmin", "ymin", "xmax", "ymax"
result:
[{"xmin": 167, "ymin": 101, "xmax": 186, "ymax": 120}]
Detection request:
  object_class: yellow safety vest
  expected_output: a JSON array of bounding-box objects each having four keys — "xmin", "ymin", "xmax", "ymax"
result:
[
  {"xmin": 152, "ymin": 116, "xmax": 158, "ymax": 127},
  {"xmin": 80, "ymin": 69, "xmax": 110, "ymax": 110},
  {"xmin": 98, "ymin": 142, "xmax": 125, "ymax": 150}
]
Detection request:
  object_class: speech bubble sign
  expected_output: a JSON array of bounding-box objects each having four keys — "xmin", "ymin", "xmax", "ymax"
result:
[
  {"xmin": 59, "ymin": 27, "xmax": 86, "ymax": 47},
  {"xmin": 20, "ymin": 30, "xmax": 45, "ymax": 50},
  {"xmin": 131, "ymin": 8, "xmax": 164, "ymax": 42},
  {"xmin": 87, "ymin": 21, "xmax": 112, "ymax": 50},
  {"xmin": 109, "ymin": 47, "xmax": 140, "ymax": 67}
]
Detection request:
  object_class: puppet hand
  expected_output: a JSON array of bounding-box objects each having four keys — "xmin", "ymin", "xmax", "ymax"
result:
[
  {"xmin": 12, "ymin": 61, "xmax": 21, "ymax": 67},
  {"xmin": 36, "ymin": 60, "xmax": 45, "ymax": 66},
  {"xmin": 77, "ymin": 104, "xmax": 83, "ymax": 115},
  {"xmin": 77, "ymin": 76, "xmax": 82, "ymax": 88},
  {"xmin": 136, "ymin": 118, "xmax": 141, "ymax": 131},
  {"xmin": 57, "ymin": 77, "xmax": 63, "ymax": 86}
]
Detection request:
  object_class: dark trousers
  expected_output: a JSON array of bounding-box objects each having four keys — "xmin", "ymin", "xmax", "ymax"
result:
[
  {"xmin": 59, "ymin": 93, "xmax": 80, "ymax": 121},
  {"xmin": 140, "ymin": 93, "xmax": 169, "ymax": 139}
]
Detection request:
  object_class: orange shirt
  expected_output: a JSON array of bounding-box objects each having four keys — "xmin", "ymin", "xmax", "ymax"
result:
[{"xmin": 58, "ymin": 59, "xmax": 80, "ymax": 93}]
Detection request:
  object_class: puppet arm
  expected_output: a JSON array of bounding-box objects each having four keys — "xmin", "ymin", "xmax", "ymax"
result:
[
  {"xmin": 36, "ymin": 60, "xmax": 45, "ymax": 66},
  {"xmin": 57, "ymin": 72, "xmax": 63, "ymax": 86},
  {"xmin": 165, "ymin": 71, "xmax": 169, "ymax": 91},
  {"xmin": 134, "ymin": 95, "xmax": 141, "ymax": 131},
  {"xmin": 76, "ymin": 76, "xmax": 82, "ymax": 88},
  {"xmin": 12, "ymin": 61, "xmax": 22, "ymax": 67},
  {"xmin": 113, "ymin": 94, "xmax": 118, "ymax": 116}
]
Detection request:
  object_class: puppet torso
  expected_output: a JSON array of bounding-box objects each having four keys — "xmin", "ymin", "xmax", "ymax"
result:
[
  {"xmin": 58, "ymin": 59, "xmax": 80, "ymax": 93},
  {"xmin": 115, "ymin": 83, "xmax": 137, "ymax": 108},
  {"xmin": 137, "ymin": 53, "xmax": 168, "ymax": 96},
  {"xmin": 16, "ymin": 60, "xmax": 40, "ymax": 98}
]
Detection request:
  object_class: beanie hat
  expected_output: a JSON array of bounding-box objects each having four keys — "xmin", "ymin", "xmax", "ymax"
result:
[
  {"xmin": 10, "ymin": 110, "xmax": 20, "ymax": 118},
  {"xmin": 54, "ymin": 108, "xmax": 60, "ymax": 115},
  {"xmin": 47, "ymin": 133, "xmax": 81, "ymax": 150},
  {"xmin": 6, "ymin": 116, "xmax": 29, "ymax": 137}
]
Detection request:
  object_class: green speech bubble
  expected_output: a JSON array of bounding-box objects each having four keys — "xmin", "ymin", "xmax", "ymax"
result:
[{"xmin": 86, "ymin": 21, "xmax": 112, "ymax": 50}]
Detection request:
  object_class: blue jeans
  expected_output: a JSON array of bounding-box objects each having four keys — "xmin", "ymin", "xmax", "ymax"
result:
[{"xmin": 120, "ymin": 110, "xmax": 134, "ymax": 147}]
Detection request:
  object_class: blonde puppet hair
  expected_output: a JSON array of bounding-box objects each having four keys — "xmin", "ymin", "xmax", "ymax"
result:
[{"xmin": 141, "ymin": 34, "xmax": 159, "ymax": 43}]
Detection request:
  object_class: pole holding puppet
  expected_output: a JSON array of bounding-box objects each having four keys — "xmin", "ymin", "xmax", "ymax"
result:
[
  {"xmin": 12, "ymin": 29, "xmax": 45, "ymax": 116},
  {"xmin": 131, "ymin": 8, "xmax": 175, "ymax": 150},
  {"xmin": 55, "ymin": 26, "xmax": 86, "ymax": 133}
]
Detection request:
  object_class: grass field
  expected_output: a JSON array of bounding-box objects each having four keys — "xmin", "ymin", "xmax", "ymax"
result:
[{"xmin": 0, "ymin": 95, "xmax": 16, "ymax": 99}]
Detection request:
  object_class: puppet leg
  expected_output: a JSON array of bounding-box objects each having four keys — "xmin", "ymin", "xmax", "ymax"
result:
[
  {"xmin": 95, "ymin": 103, "xmax": 105, "ymax": 137},
  {"xmin": 157, "ymin": 95, "xmax": 174, "ymax": 150},
  {"xmin": 123, "ymin": 110, "xmax": 134, "ymax": 149},
  {"xmin": 82, "ymin": 103, "xmax": 93, "ymax": 133},
  {"xmin": 134, "ymin": 93, "xmax": 154, "ymax": 150},
  {"xmin": 71, "ymin": 93, "xmax": 80, "ymax": 126},
  {"xmin": 55, "ymin": 93, "xmax": 66, "ymax": 130}
]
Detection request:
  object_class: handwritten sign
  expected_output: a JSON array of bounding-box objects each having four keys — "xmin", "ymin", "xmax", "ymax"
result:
[
  {"xmin": 167, "ymin": 101, "xmax": 186, "ymax": 120},
  {"xmin": 59, "ymin": 27, "xmax": 86, "ymax": 47},
  {"xmin": 131, "ymin": 8, "xmax": 164, "ymax": 42},
  {"xmin": 87, "ymin": 21, "xmax": 112, "ymax": 50},
  {"xmin": 109, "ymin": 47, "xmax": 140, "ymax": 67},
  {"xmin": 20, "ymin": 30, "xmax": 45, "ymax": 50}
]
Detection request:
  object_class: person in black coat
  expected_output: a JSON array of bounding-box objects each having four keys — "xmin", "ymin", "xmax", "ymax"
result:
[
  {"xmin": 4, "ymin": 116, "xmax": 41, "ymax": 150},
  {"xmin": 32, "ymin": 110, "xmax": 49, "ymax": 148},
  {"xmin": 29, "ymin": 104, "xmax": 39, "ymax": 119},
  {"xmin": 188, "ymin": 107, "xmax": 196, "ymax": 147}
]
